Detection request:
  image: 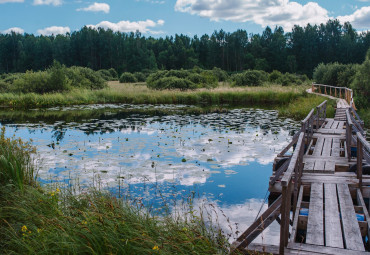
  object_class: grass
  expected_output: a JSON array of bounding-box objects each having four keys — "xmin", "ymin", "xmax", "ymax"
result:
[
  {"xmin": 0, "ymin": 82, "xmax": 306, "ymax": 109},
  {"xmin": 0, "ymin": 128, "xmax": 231, "ymax": 254},
  {"xmin": 279, "ymin": 93, "xmax": 337, "ymax": 120}
]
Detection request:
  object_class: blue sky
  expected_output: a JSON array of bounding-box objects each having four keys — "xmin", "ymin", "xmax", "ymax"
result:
[{"xmin": 1, "ymin": 0, "xmax": 370, "ymax": 36}]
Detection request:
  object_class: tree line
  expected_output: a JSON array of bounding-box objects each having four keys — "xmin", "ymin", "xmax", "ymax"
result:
[{"xmin": 0, "ymin": 19, "xmax": 369, "ymax": 77}]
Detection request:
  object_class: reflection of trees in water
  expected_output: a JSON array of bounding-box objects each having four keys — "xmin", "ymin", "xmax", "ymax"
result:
[{"xmin": 0, "ymin": 107, "xmax": 300, "ymax": 142}]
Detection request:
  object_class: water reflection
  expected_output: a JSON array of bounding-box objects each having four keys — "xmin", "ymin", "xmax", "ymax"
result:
[{"xmin": 0, "ymin": 104, "xmax": 298, "ymax": 244}]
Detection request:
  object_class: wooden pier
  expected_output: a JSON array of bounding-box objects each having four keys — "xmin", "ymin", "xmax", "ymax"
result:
[{"xmin": 231, "ymin": 84, "xmax": 370, "ymax": 255}]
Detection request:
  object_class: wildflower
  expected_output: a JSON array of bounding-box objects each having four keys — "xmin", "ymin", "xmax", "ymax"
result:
[
  {"xmin": 50, "ymin": 192, "xmax": 55, "ymax": 196},
  {"xmin": 81, "ymin": 220, "xmax": 87, "ymax": 225},
  {"xmin": 56, "ymin": 188, "xmax": 60, "ymax": 193},
  {"xmin": 182, "ymin": 227, "xmax": 188, "ymax": 232},
  {"xmin": 21, "ymin": 225, "xmax": 28, "ymax": 233},
  {"xmin": 152, "ymin": 245, "xmax": 159, "ymax": 251},
  {"xmin": 37, "ymin": 228, "xmax": 41, "ymax": 233}
]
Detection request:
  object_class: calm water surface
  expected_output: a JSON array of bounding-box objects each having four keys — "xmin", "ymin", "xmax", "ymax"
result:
[{"xmin": 0, "ymin": 104, "xmax": 299, "ymax": 243}]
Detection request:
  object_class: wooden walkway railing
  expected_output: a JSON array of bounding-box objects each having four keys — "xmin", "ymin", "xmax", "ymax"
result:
[
  {"xmin": 232, "ymin": 84, "xmax": 369, "ymax": 255},
  {"xmin": 312, "ymin": 83, "xmax": 355, "ymax": 108}
]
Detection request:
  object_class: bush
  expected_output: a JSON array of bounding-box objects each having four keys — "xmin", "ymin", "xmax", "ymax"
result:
[
  {"xmin": 232, "ymin": 70, "xmax": 268, "ymax": 86},
  {"xmin": 269, "ymin": 70, "xmax": 283, "ymax": 82},
  {"xmin": 351, "ymin": 49, "xmax": 370, "ymax": 108},
  {"xmin": 108, "ymin": 68, "xmax": 118, "ymax": 79},
  {"xmin": 211, "ymin": 67, "xmax": 228, "ymax": 82},
  {"xmin": 146, "ymin": 69, "xmax": 218, "ymax": 90},
  {"xmin": 134, "ymin": 72, "xmax": 146, "ymax": 82},
  {"xmin": 66, "ymin": 66, "xmax": 106, "ymax": 90},
  {"xmin": 97, "ymin": 69, "xmax": 116, "ymax": 81},
  {"xmin": 119, "ymin": 72, "xmax": 138, "ymax": 83},
  {"xmin": 313, "ymin": 62, "xmax": 356, "ymax": 87},
  {"xmin": 148, "ymin": 77, "xmax": 197, "ymax": 90}
]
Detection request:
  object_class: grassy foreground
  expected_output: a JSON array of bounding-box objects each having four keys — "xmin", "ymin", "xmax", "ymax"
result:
[{"xmin": 0, "ymin": 128, "xmax": 229, "ymax": 254}]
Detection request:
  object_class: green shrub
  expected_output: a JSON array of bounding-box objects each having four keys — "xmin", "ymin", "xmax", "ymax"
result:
[
  {"xmin": 351, "ymin": 49, "xmax": 370, "ymax": 108},
  {"xmin": 269, "ymin": 70, "xmax": 283, "ymax": 82},
  {"xmin": 119, "ymin": 72, "xmax": 138, "ymax": 83},
  {"xmin": 97, "ymin": 69, "xmax": 115, "ymax": 81},
  {"xmin": 232, "ymin": 70, "xmax": 268, "ymax": 86},
  {"xmin": 66, "ymin": 66, "xmax": 106, "ymax": 90},
  {"xmin": 148, "ymin": 77, "xmax": 197, "ymax": 90},
  {"xmin": 108, "ymin": 68, "xmax": 118, "ymax": 79},
  {"xmin": 134, "ymin": 72, "xmax": 146, "ymax": 82},
  {"xmin": 211, "ymin": 67, "xmax": 228, "ymax": 82},
  {"xmin": 313, "ymin": 62, "xmax": 356, "ymax": 87},
  {"xmin": 146, "ymin": 69, "xmax": 218, "ymax": 90}
]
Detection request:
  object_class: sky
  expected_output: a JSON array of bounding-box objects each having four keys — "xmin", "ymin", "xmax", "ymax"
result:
[{"xmin": 1, "ymin": 0, "xmax": 370, "ymax": 37}]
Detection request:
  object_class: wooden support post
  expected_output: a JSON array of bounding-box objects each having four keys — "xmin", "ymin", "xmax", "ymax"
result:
[
  {"xmin": 335, "ymin": 87, "xmax": 337, "ymax": 97},
  {"xmin": 357, "ymin": 135, "xmax": 363, "ymax": 192},
  {"xmin": 312, "ymin": 83, "xmax": 314, "ymax": 93},
  {"xmin": 325, "ymin": 86, "xmax": 327, "ymax": 95},
  {"xmin": 340, "ymin": 88, "xmax": 342, "ymax": 98},
  {"xmin": 279, "ymin": 182, "xmax": 292, "ymax": 255}
]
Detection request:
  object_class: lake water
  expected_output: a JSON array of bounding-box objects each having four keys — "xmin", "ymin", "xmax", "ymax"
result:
[{"xmin": 0, "ymin": 104, "xmax": 299, "ymax": 244}]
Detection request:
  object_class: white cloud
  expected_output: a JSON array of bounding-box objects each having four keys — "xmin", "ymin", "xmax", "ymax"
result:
[
  {"xmin": 0, "ymin": 0, "xmax": 23, "ymax": 3},
  {"xmin": 33, "ymin": 0, "xmax": 62, "ymax": 6},
  {"xmin": 338, "ymin": 6, "xmax": 370, "ymax": 29},
  {"xmin": 37, "ymin": 26, "xmax": 70, "ymax": 35},
  {"xmin": 175, "ymin": 0, "xmax": 330, "ymax": 31},
  {"xmin": 3, "ymin": 27, "xmax": 24, "ymax": 34},
  {"xmin": 87, "ymin": 19, "xmax": 165, "ymax": 34},
  {"xmin": 77, "ymin": 2, "xmax": 110, "ymax": 13}
]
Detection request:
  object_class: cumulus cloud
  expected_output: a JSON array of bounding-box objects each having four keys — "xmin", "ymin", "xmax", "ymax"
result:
[
  {"xmin": 33, "ymin": 0, "xmax": 62, "ymax": 6},
  {"xmin": 77, "ymin": 2, "xmax": 110, "ymax": 13},
  {"xmin": 338, "ymin": 6, "xmax": 370, "ymax": 30},
  {"xmin": 87, "ymin": 19, "xmax": 165, "ymax": 34},
  {"xmin": 37, "ymin": 26, "xmax": 70, "ymax": 35},
  {"xmin": 3, "ymin": 27, "xmax": 24, "ymax": 34},
  {"xmin": 0, "ymin": 0, "xmax": 23, "ymax": 3},
  {"xmin": 175, "ymin": 0, "xmax": 330, "ymax": 31}
]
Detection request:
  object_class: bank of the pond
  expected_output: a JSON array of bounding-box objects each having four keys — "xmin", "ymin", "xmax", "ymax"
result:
[
  {"xmin": 0, "ymin": 83, "xmax": 306, "ymax": 109},
  {"xmin": 0, "ymin": 129, "xmax": 230, "ymax": 254}
]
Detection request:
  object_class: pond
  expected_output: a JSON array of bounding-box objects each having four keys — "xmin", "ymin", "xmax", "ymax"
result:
[{"xmin": 0, "ymin": 104, "xmax": 300, "ymax": 244}]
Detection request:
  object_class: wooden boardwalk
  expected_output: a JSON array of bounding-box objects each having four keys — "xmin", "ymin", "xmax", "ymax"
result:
[{"xmin": 231, "ymin": 84, "xmax": 370, "ymax": 255}]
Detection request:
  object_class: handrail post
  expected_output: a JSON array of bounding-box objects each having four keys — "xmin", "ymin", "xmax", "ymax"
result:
[
  {"xmin": 312, "ymin": 83, "xmax": 314, "ymax": 93},
  {"xmin": 325, "ymin": 86, "xmax": 327, "ymax": 95},
  {"xmin": 357, "ymin": 136, "xmax": 363, "ymax": 192},
  {"xmin": 335, "ymin": 87, "xmax": 337, "ymax": 97},
  {"xmin": 340, "ymin": 88, "xmax": 342, "ymax": 98}
]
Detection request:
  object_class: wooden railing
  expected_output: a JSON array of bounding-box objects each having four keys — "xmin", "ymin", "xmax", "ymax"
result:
[
  {"xmin": 312, "ymin": 83, "xmax": 354, "ymax": 108},
  {"xmin": 272, "ymin": 101, "xmax": 327, "ymax": 186},
  {"xmin": 279, "ymin": 132, "xmax": 305, "ymax": 254}
]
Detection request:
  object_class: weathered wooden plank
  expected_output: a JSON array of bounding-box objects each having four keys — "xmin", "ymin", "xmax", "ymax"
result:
[
  {"xmin": 303, "ymin": 161, "xmax": 315, "ymax": 172},
  {"xmin": 337, "ymin": 121, "xmax": 345, "ymax": 130},
  {"xmin": 331, "ymin": 138, "xmax": 341, "ymax": 157},
  {"xmin": 313, "ymin": 160, "xmax": 325, "ymax": 172},
  {"xmin": 313, "ymin": 137, "xmax": 324, "ymax": 156},
  {"xmin": 322, "ymin": 138, "xmax": 333, "ymax": 157},
  {"xmin": 337, "ymin": 183, "xmax": 365, "ymax": 251},
  {"xmin": 287, "ymin": 242, "xmax": 369, "ymax": 255},
  {"xmin": 306, "ymin": 183, "xmax": 324, "ymax": 246},
  {"xmin": 324, "ymin": 161, "xmax": 336, "ymax": 173},
  {"xmin": 324, "ymin": 183, "xmax": 343, "ymax": 248},
  {"xmin": 326, "ymin": 119, "xmax": 334, "ymax": 129}
]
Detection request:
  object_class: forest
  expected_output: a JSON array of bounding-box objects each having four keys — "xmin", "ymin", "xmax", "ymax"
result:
[{"xmin": 1, "ymin": 20, "xmax": 369, "ymax": 76}]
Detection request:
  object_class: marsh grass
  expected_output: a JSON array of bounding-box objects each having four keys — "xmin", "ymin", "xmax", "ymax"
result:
[
  {"xmin": 278, "ymin": 94, "xmax": 336, "ymax": 120},
  {"xmin": 0, "ymin": 82, "xmax": 306, "ymax": 109},
  {"xmin": 0, "ymin": 129, "xmax": 231, "ymax": 254}
]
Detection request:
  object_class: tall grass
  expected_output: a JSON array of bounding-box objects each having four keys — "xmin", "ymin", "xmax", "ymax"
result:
[
  {"xmin": 0, "ymin": 127, "xmax": 36, "ymax": 191},
  {"xmin": 278, "ymin": 94, "xmax": 336, "ymax": 120},
  {"xmin": 0, "ymin": 129, "xmax": 230, "ymax": 254},
  {"xmin": 0, "ymin": 83, "xmax": 307, "ymax": 109}
]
